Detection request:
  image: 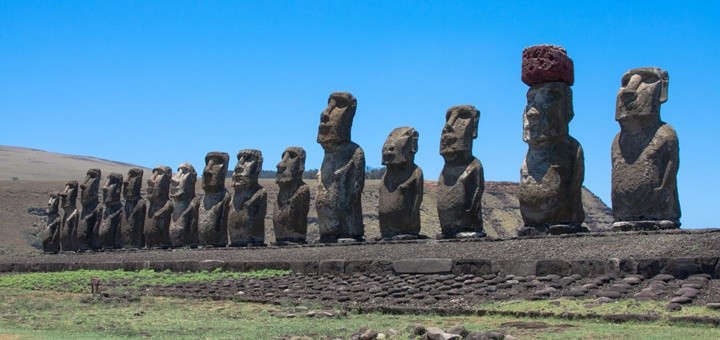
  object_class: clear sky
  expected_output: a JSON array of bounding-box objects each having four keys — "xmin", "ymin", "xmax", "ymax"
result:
[{"xmin": 1, "ymin": 1, "xmax": 719, "ymax": 228}]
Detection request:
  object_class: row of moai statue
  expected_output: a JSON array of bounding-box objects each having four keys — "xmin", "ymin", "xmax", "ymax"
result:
[{"xmin": 42, "ymin": 44, "xmax": 680, "ymax": 252}]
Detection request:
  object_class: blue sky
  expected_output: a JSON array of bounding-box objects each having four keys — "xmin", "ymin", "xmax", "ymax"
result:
[{"xmin": 1, "ymin": 1, "xmax": 719, "ymax": 228}]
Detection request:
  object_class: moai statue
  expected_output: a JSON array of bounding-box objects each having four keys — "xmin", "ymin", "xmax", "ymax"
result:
[
  {"xmin": 119, "ymin": 168, "xmax": 146, "ymax": 248},
  {"xmin": 273, "ymin": 147, "xmax": 310, "ymax": 245},
  {"xmin": 198, "ymin": 152, "xmax": 231, "ymax": 247},
  {"xmin": 612, "ymin": 67, "xmax": 680, "ymax": 231},
  {"xmin": 316, "ymin": 92, "xmax": 366, "ymax": 243},
  {"xmin": 518, "ymin": 45, "xmax": 586, "ymax": 236},
  {"xmin": 437, "ymin": 106, "xmax": 485, "ymax": 239},
  {"xmin": 379, "ymin": 127, "xmax": 424, "ymax": 239},
  {"xmin": 59, "ymin": 181, "xmax": 79, "ymax": 251},
  {"xmin": 145, "ymin": 166, "xmax": 174, "ymax": 248},
  {"xmin": 96, "ymin": 173, "xmax": 123, "ymax": 250},
  {"xmin": 228, "ymin": 150, "xmax": 267, "ymax": 246},
  {"xmin": 77, "ymin": 168, "xmax": 101, "ymax": 251},
  {"xmin": 169, "ymin": 163, "xmax": 200, "ymax": 247},
  {"xmin": 42, "ymin": 192, "xmax": 61, "ymax": 253}
]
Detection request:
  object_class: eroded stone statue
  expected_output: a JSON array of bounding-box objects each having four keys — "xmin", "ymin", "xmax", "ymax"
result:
[
  {"xmin": 612, "ymin": 67, "xmax": 680, "ymax": 231},
  {"xmin": 97, "ymin": 173, "xmax": 123, "ymax": 250},
  {"xmin": 518, "ymin": 45, "xmax": 586, "ymax": 236},
  {"xmin": 316, "ymin": 92, "xmax": 365, "ymax": 243},
  {"xmin": 77, "ymin": 168, "xmax": 101, "ymax": 251},
  {"xmin": 146, "ymin": 166, "xmax": 173, "ymax": 248},
  {"xmin": 379, "ymin": 127, "xmax": 424, "ymax": 239},
  {"xmin": 228, "ymin": 150, "xmax": 267, "ymax": 246},
  {"xmin": 437, "ymin": 106, "xmax": 485, "ymax": 239},
  {"xmin": 198, "ymin": 152, "xmax": 231, "ymax": 247},
  {"xmin": 170, "ymin": 163, "xmax": 200, "ymax": 247},
  {"xmin": 42, "ymin": 192, "xmax": 61, "ymax": 253},
  {"xmin": 119, "ymin": 168, "xmax": 146, "ymax": 248},
  {"xmin": 273, "ymin": 147, "xmax": 310, "ymax": 245},
  {"xmin": 59, "ymin": 181, "xmax": 79, "ymax": 251}
]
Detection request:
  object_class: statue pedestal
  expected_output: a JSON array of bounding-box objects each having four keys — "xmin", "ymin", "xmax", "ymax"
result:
[{"xmin": 612, "ymin": 220, "xmax": 679, "ymax": 232}]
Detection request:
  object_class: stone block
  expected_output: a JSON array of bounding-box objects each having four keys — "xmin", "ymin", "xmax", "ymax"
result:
[
  {"xmin": 393, "ymin": 258, "xmax": 453, "ymax": 274},
  {"xmin": 452, "ymin": 259, "xmax": 492, "ymax": 276},
  {"xmin": 536, "ymin": 260, "xmax": 571, "ymax": 276},
  {"xmin": 318, "ymin": 260, "xmax": 346, "ymax": 275},
  {"xmin": 570, "ymin": 259, "xmax": 607, "ymax": 278},
  {"xmin": 288, "ymin": 261, "xmax": 318, "ymax": 275},
  {"xmin": 492, "ymin": 260, "xmax": 536, "ymax": 276},
  {"xmin": 662, "ymin": 258, "xmax": 703, "ymax": 279}
]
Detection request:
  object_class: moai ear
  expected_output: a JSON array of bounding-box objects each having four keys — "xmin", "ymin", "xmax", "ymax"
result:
[
  {"xmin": 471, "ymin": 109, "xmax": 480, "ymax": 139},
  {"xmin": 410, "ymin": 129, "xmax": 419, "ymax": 154},
  {"xmin": 659, "ymin": 70, "xmax": 669, "ymax": 104},
  {"xmin": 565, "ymin": 86, "xmax": 575, "ymax": 123}
]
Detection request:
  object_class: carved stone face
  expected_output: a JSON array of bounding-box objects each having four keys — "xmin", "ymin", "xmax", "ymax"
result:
[
  {"xmin": 383, "ymin": 127, "xmax": 418, "ymax": 167},
  {"xmin": 122, "ymin": 168, "xmax": 144, "ymax": 201},
  {"xmin": 233, "ymin": 150, "xmax": 263, "ymax": 189},
  {"xmin": 523, "ymin": 82, "xmax": 573, "ymax": 145},
  {"xmin": 147, "ymin": 166, "xmax": 171, "ymax": 201},
  {"xmin": 202, "ymin": 152, "xmax": 229, "ymax": 193},
  {"xmin": 80, "ymin": 168, "xmax": 101, "ymax": 205},
  {"xmin": 616, "ymin": 67, "xmax": 668, "ymax": 122},
  {"xmin": 103, "ymin": 173, "xmax": 123, "ymax": 205},
  {"xmin": 47, "ymin": 192, "xmax": 60, "ymax": 215},
  {"xmin": 170, "ymin": 163, "xmax": 196, "ymax": 199},
  {"xmin": 440, "ymin": 105, "xmax": 479, "ymax": 159},
  {"xmin": 276, "ymin": 147, "xmax": 305, "ymax": 184},
  {"xmin": 317, "ymin": 92, "xmax": 357, "ymax": 148},
  {"xmin": 59, "ymin": 181, "xmax": 78, "ymax": 208}
]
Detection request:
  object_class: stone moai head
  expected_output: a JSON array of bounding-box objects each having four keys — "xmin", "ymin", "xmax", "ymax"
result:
[
  {"xmin": 276, "ymin": 147, "xmax": 306, "ymax": 184},
  {"xmin": 521, "ymin": 45, "xmax": 575, "ymax": 146},
  {"xmin": 383, "ymin": 126, "xmax": 419, "ymax": 168},
  {"xmin": 202, "ymin": 152, "xmax": 229, "ymax": 193},
  {"xmin": 103, "ymin": 173, "xmax": 123, "ymax": 205},
  {"xmin": 233, "ymin": 149, "xmax": 263, "ymax": 189},
  {"xmin": 317, "ymin": 92, "xmax": 357, "ymax": 148},
  {"xmin": 47, "ymin": 191, "xmax": 60, "ymax": 215},
  {"xmin": 80, "ymin": 168, "xmax": 101, "ymax": 206},
  {"xmin": 147, "ymin": 166, "xmax": 172, "ymax": 201},
  {"xmin": 122, "ymin": 168, "xmax": 144, "ymax": 201},
  {"xmin": 170, "ymin": 163, "xmax": 197, "ymax": 199},
  {"xmin": 616, "ymin": 67, "xmax": 669, "ymax": 122},
  {"xmin": 440, "ymin": 105, "xmax": 479, "ymax": 163},
  {"xmin": 59, "ymin": 181, "xmax": 78, "ymax": 208}
]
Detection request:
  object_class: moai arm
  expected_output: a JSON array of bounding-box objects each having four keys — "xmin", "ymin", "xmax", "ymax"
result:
[
  {"xmin": 572, "ymin": 142, "xmax": 586, "ymax": 222},
  {"xmin": 289, "ymin": 184, "xmax": 311, "ymax": 218},
  {"xmin": 340, "ymin": 147, "xmax": 365, "ymax": 207},
  {"xmin": 245, "ymin": 189, "xmax": 267, "ymax": 229},
  {"xmin": 463, "ymin": 159, "xmax": 484, "ymax": 217},
  {"xmin": 400, "ymin": 167, "xmax": 424, "ymax": 220},
  {"xmin": 657, "ymin": 128, "xmax": 679, "ymax": 193},
  {"xmin": 219, "ymin": 192, "xmax": 231, "ymax": 244}
]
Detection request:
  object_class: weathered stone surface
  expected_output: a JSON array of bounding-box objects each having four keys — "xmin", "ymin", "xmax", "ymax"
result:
[
  {"xmin": 59, "ymin": 181, "xmax": 79, "ymax": 251},
  {"xmin": 145, "ymin": 166, "xmax": 173, "ymax": 248},
  {"xmin": 97, "ymin": 173, "xmax": 123, "ymax": 250},
  {"xmin": 77, "ymin": 169, "xmax": 101, "ymax": 251},
  {"xmin": 379, "ymin": 127, "xmax": 423, "ymax": 238},
  {"xmin": 393, "ymin": 259, "xmax": 453, "ymax": 274},
  {"xmin": 519, "ymin": 47, "xmax": 584, "ymax": 235},
  {"xmin": 169, "ymin": 163, "xmax": 199, "ymax": 247},
  {"xmin": 198, "ymin": 152, "xmax": 231, "ymax": 247},
  {"xmin": 492, "ymin": 260, "xmax": 537, "ymax": 277},
  {"xmin": 612, "ymin": 67, "xmax": 680, "ymax": 231},
  {"xmin": 437, "ymin": 105, "xmax": 485, "ymax": 238},
  {"xmin": 273, "ymin": 147, "xmax": 310, "ymax": 245},
  {"xmin": 316, "ymin": 92, "xmax": 365, "ymax": 243},
  {"xmin": 120, "ymin": 168, "xmax": 146, "ymax": 248},
  {"xmin": 228, "ymin": 149, "xmax": 267, "ymax": 247},
  {"xmin": 42, "ymin": 192, "xmax": 61, "ymax": 253},
  {"xmin": 521, "ymin": 44, "xmax": 574, "ymax": 86},
  {"xmin": 662, "ymin": 258, "xmax": 703, "ymax": 279}
]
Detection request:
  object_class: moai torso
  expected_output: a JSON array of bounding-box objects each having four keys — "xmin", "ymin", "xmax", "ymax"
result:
[
  {"xmin": 43, "ymin": 192, "xmax": 61, "ymax": 253},
  {"xmin": 169, "ymin": 163, "xmax": 199, "ymax": 247},
  {"xmin": 97, "ymin": 173, "xmax": 123, "ymax": 250},
  {"xmin": 77, "ymin": 169, "xmax": 101, "ymax": 251},
  {"xmin": 612, "ymin": 67, "xmax": 680, "ymax": 230},
  {"xmin": 120, "ymin": 168, "xmax": 146, "ymax": 248},
  {"xmin": 316, "ymin": 92, "xmax": 365, "ymax": 243},
  {"xmin": 228, "ymin": 150, "xmax": 267, "ymax": 246},
  {"xmin": 273, "ymin": 147, "xmax": 310, "ymax": 245},
  {"xmin": 379, "ymin": 127, "xmax": 424, "ymax": 239},
  {"xmin": 198, "ymin": 152, "xmax": 230, "ymax": 247},
  {"xmin": 437, "ymin": 106, "xmax": 485, "ymax": 238},
  {"xmin": 145, "ymin": 166, "xmax": 173, "ymax": 248},
  {"xmin": 59, "ymin": 181, "xmax": 79, "ymax": 251}
]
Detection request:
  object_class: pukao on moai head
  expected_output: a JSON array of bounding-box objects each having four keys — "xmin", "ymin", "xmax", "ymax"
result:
[
  {"xmin": 77, "ymin": 168, "xmax": 101, "ymax": 251},
  {"xmin": 145, "ymin": 166, "xmax": 173, "ymax": 248},
  {"xmin": 518, "ymin": 44, "xmax": 586, "ymax": 236},
  {"xmin": 58, "ymin": 181, "xmax": 79, "ymax": 251},
  {"xmin": 169, "ymin": 162, "xmax": 199, "ymax": 247},
  {"xmin": 316, "ymin": 92, "xmax": 366, "ymax": 243},
  {"xmin": 228, "ymin": 149, "xmax": 267, "ymax": 247},
  {"xmin": 97, "ymin": 173, "xmax": 123, "ymax": 250},
  {"xmin": 273, "ymin": 146, "xmax": 310, "ymax": 245},
  {"xmin": 43, "ymin": 191, "xmax": 61, "ymax": 253},
  {"xmin": 198, "ymin": 151, "xmax": 231, "ymax": 247},
  {"xmin": 379, "ymin": 127, "xmax": 424, "ymax": 239},
  {"xmin": 437, "ymin": 105, "xmax": 485, "ymax": 239},
  {"xmin": 612, "ymin": 67, "xmax": 680, "ymax": 231},
  {"xmin": 119, "ymin": 168, "xmax": 146, "ymax": 248}
]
